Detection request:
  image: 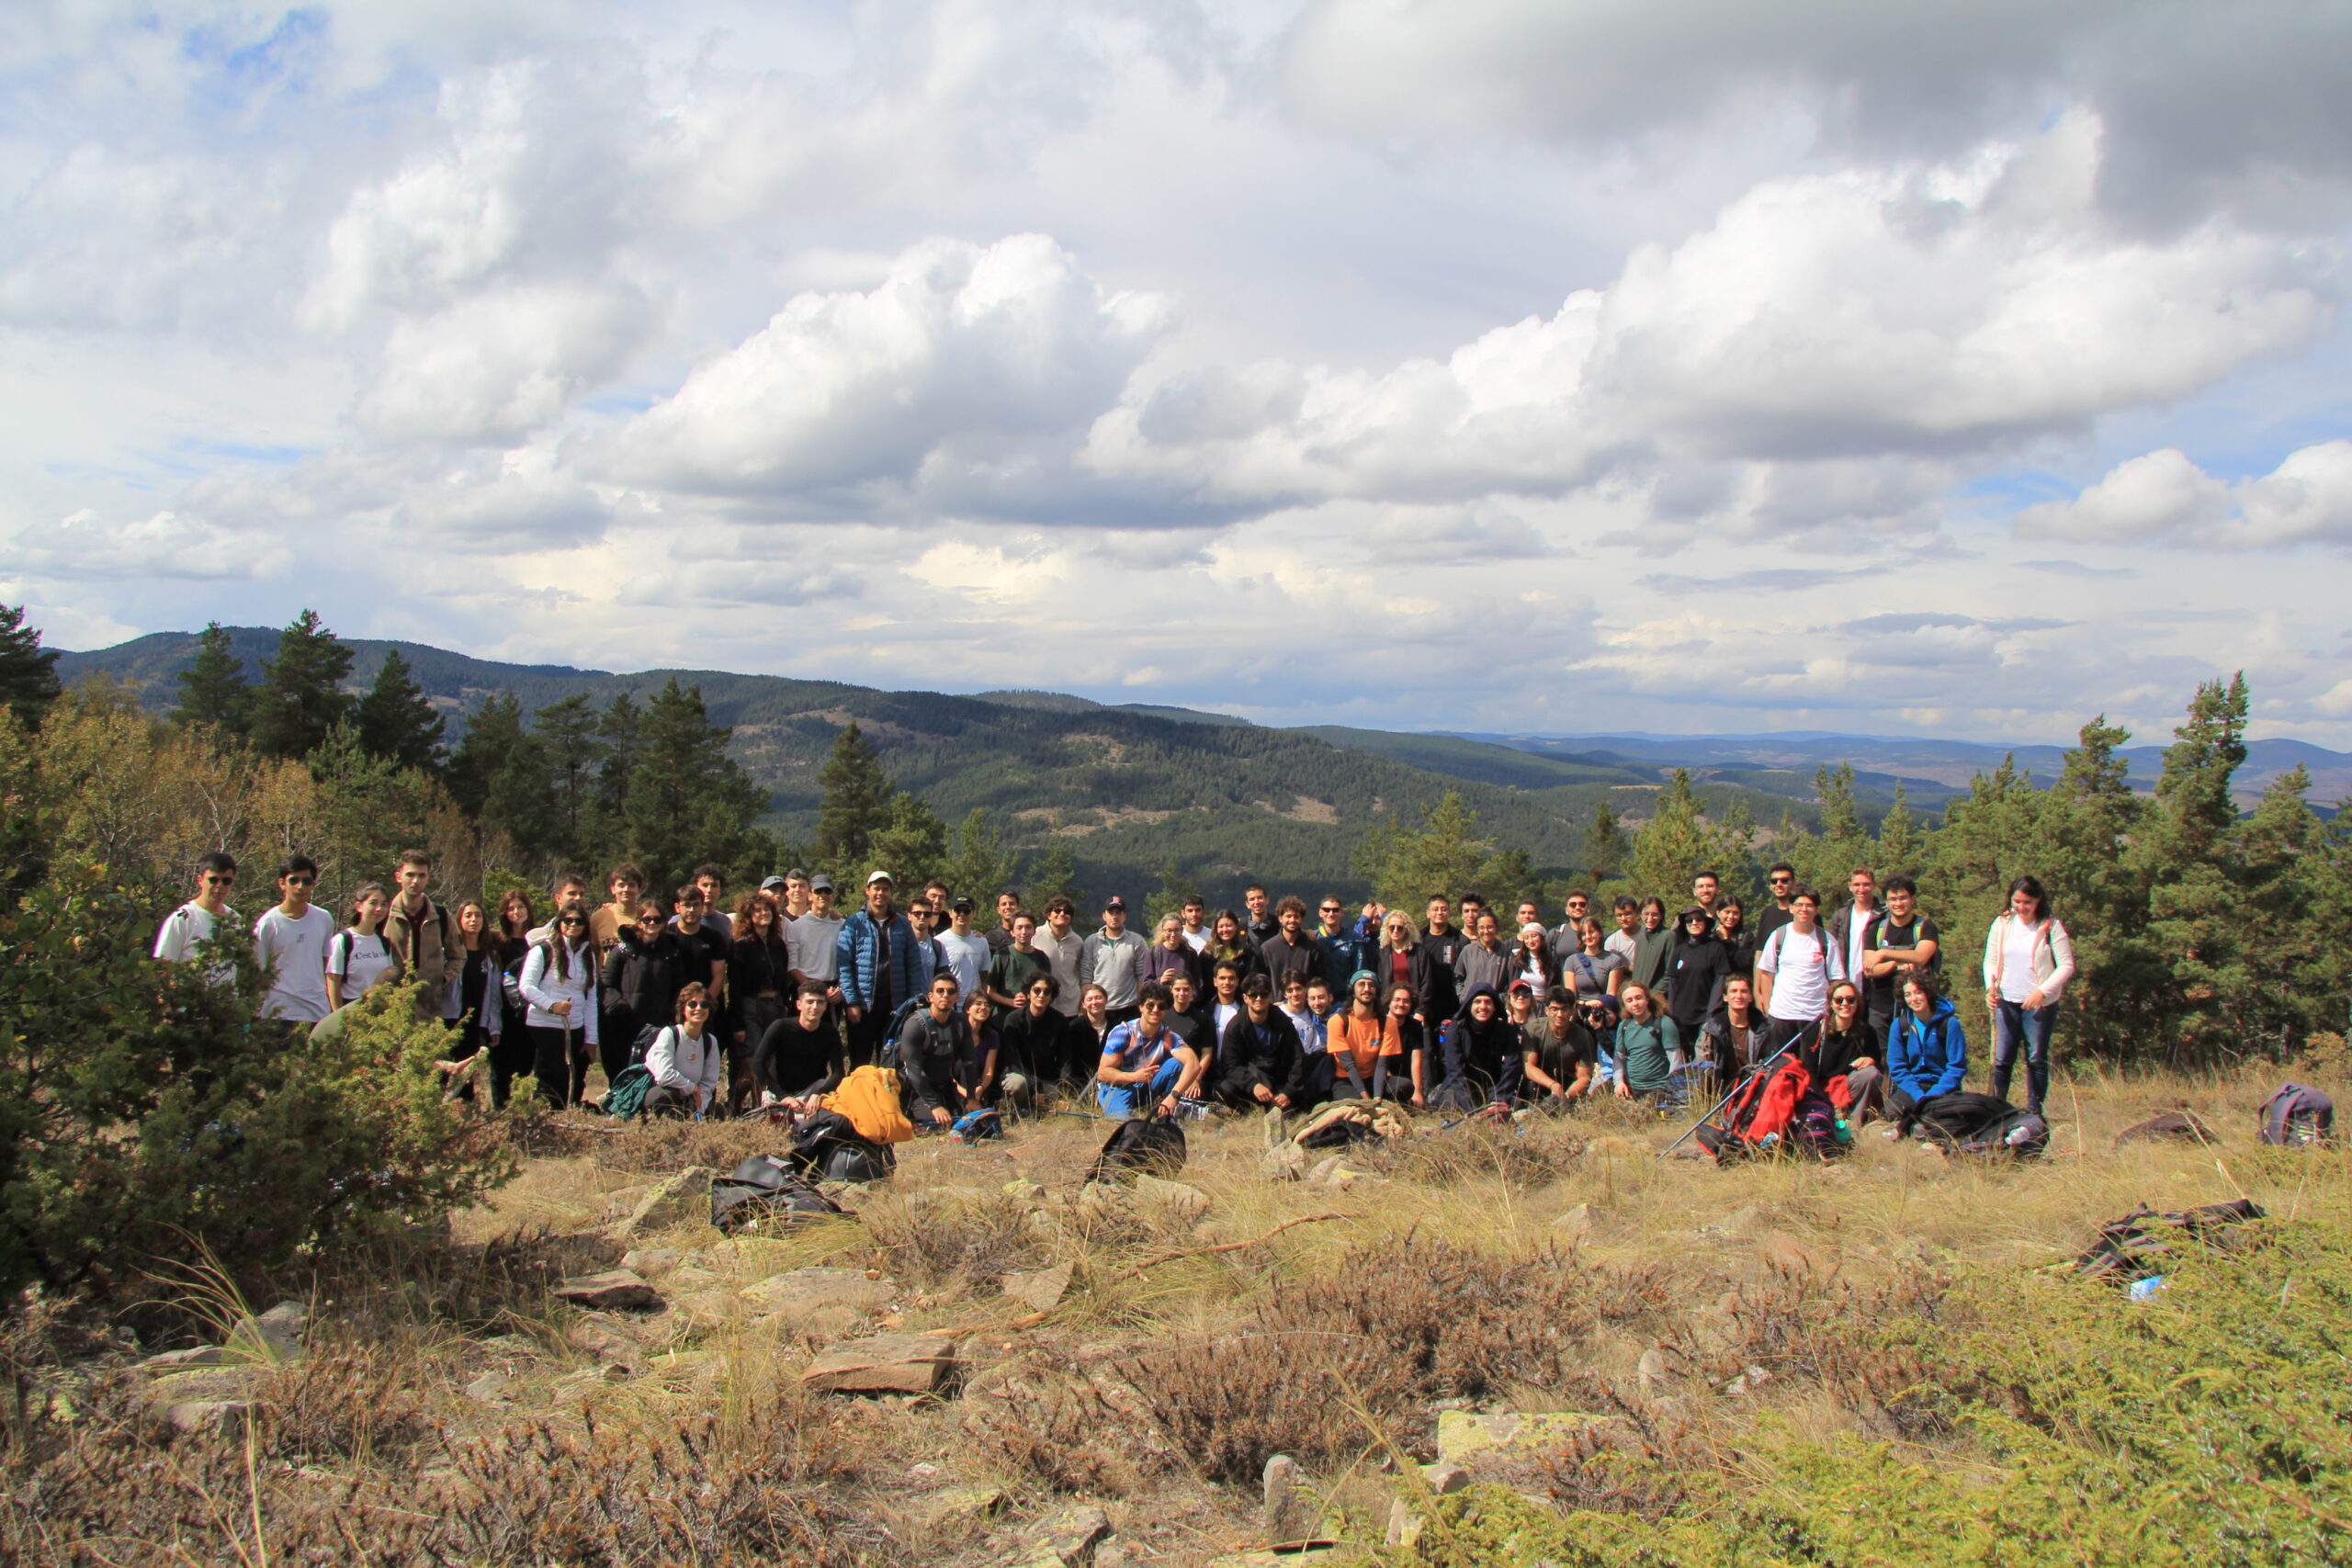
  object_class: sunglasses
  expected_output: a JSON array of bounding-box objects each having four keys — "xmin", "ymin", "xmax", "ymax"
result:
[
  {"xmin": 202, "ymin": 874, "xmax": 234, "ymax": 886},
  {"xmin": 683, "ymin": 1001, "xmax": 709, "ymax": 1011},
  {"xmin": 1830, "ymin": 997, "xmax": 1860, "ymax": 1008},
  {"xmin": 1770, "ymin": 876, "xmax": 1793, "ymax": 886},
  {"xmin": 284, "ymin": 876, "xmax": 314, "ymax": 886}
]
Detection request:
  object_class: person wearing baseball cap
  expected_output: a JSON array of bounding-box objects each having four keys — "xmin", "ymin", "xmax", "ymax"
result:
[
  {"xmin": 1081, "ymin": 895, "xmax": 1148, "ymax": 1025},
  {"xmin": 835, "ymin": 870, "xmax": 921, "ymax": 1068},
  {"xmin": 787, "ymin": 872, "xmax": 845, "ymax": 1024}
]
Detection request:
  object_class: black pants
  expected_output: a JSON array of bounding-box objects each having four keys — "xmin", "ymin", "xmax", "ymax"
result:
[
  {"xmin": 596, "ymin": 1005, "xmax": 632, "ymax": 1091},
  {"xmin": 529, "ymin": 1024, "xmax": 591, "ymax": 1110},
  {"xmin": 736, "ymin": 993, "xmax": 786, "ymax": 1111},
  {"xmin": 847, "ymin": 1004, "xmax": 891, "ymax": 1070}
]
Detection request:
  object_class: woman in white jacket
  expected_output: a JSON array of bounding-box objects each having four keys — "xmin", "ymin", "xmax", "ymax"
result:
[
  {"xmin": 1980, "ymin": 874, "xmax": 2075, "ymax": 1116},
  {"xmin": 521, "ymin": 908, "xmax": 601, "ymax": 1109},
  {"xmin": 644, "ymin": 982, "xmax": 723, "ymax": 1119}
]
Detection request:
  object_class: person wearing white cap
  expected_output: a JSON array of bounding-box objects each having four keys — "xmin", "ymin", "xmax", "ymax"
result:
[{"xmin": 834, "ymin": 870, "xmax": 922, "ymax": 1068}]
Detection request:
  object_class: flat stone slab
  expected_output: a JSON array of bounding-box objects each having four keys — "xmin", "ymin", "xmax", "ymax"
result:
[
  {"xmin": 800, "ymin": 1332, "xmax": 960, "ymax": 1395},
  {"xmin": 555, "ymin": 1270, "xmax": 663, "ymax": 1311},
  {"xmin": 1435, "ymin": 1409, "xmax": 1597, "ymax": 1466},
  {"xmin": 740, "ymin": 1267, "xmax": 895, "ymax": 1319},
  {"xmin": 1001, "ymin": 1261, "xmax": 1072, "ymax": 1312},
  {"xmin": 608, "ymin": 1167, "xmax": 716, "ymax": 1239}
]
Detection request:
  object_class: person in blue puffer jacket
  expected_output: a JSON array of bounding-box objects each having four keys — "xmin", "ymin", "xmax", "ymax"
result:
[{"xmin": 1886, "ymin": 974, "xmax": 1968, "ymax": 1112}]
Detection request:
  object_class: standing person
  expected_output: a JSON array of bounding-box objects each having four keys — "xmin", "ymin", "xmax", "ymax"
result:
[
  {"xmin": 1862, "ymin": 874, "xmax": 1941, "ymax": 1042},
  {"xmin": 643, "ymin": 984, "xmax": 722, "ymax": 1119},
  {"xmin": 1417, "ymin": 894, "xmax": 1464, "ymax": 1026},
  {"xmin": 1204, "ymin": 959, "xmax": 1248, "ymax": 1043},
  {"xmin": 787, "ymin": 873, "xmax": 846, "ymax": 1021},
  {"xmin": 1510, "ymin": 921, "xmax": 1560, "ymax": 1004},
  {"xmin": 1140, "ymin": 912, "xmax": 1202, "ymax": 991},
  {"xmin": 1034, "ymin": 896, "xmax": 1087, "ymax": 1019},
  {"xmin": 934, "ymin": 896, "xmax": 995, "ymax": 1005},
  {"xmin": 1432, "ymin": 984, "xmax": 1521, "ymax": 1111},
  {"xmin": 1630, "ymin": 898, "xmax": 1675, "ymax": 999},
  {"xmin": 1691, "ymin": 871, "xmax": 1723, "ymax": 924},
  {"xmin": 590, "ymin": 863, "xmax": 646, "ymax": 952},
  {"xmin": 987, "ymin": 889, "xmax": 1023, "ymax": 955},
  {"xmin": 1548, "ymin": 891, "xmax": 1592, "ymax": 969},
  {"xmin": 1715, "ymin": 898, "xmax": 1757, "ymax": 986},
  {"xmin": 1564, "ymin": 917, "xmax": 1627, "ymax": 1003},
  {"xmin": 1204, "ymin": 910, "xmax": 1266, "ymax": 986},
  {"xmin": 1755, "ymin": 863, "xmax": 1800, "ymax": 947},
  {"xmin": 1756, "ymin": 888, "xmax": 1841, "ymax": 1049},
  {"xmin": 1243, "ymin": 883, "xmax": 1280, "ymax": 950},
  {"xmin": 447, "ymin": 900, "xmax": 507, "ymax": 1102},
  {"xmin": 1374, "ymin": 908, "xmax": 1421, "ymax": 999},
  {"xmin": 526, "ymin": 873, "xmax": 589, "ymax": 942},
  {"xmin": 1888, "ymin": 974, "xmax": 1970, "ymax": 1122},
  {"xmin": 780, "ymin": 869, "xmax": 814, "ymax": 921},
  {"xmin": 325, "ymin": 883, "xmax": 401, "ymax": 1012},
  {"xmin": 1213, "ymin": 977, "xmax": 1305, "ymax": 1111},
  {"xmin": 1259, "ymin": 898, "xmax": 1320, "ymax": 992},
  {"xmin": 987, "ymin": 911, "xmax": 1050, "ymax": 1016},
  {"xmin": 1605, "ymin": 897, "xmax": 1642, "ymax": 967},
  {"xmin": 1663, "ymin": 907, "xmax": 1734, "ymax": 1043},
  {"xmin": 492, "ymin": 886, "xmax": 538, "ymax": 1088},
  {"xmin": 691, "ymin": 865, "xmax": 734, "ymax": 942},
  {"xmin": 1328, "ymin": 971, "xmax": 1401, "ymax": 1099},
  {"xmin": 520, "ymin": 907, "xmax": 599, "ymax": 1108},
  {"xmin": 1453, "ymin": 911, "xmax": 1512, "ymax": 999},
  {"xmin": 1825, "ymin": 867, "xmax": 1883, "ymax": 1012},
  {"xmin": 1080, "ymin": 896, "xmax": 1149, "ymax": 1024},
  {"xmin": 385, "ymin": 850, "xmax": 461, "ymax": 1021},
  {"xmin": 1178, "ymin": 894, "xmax": 1213, "ymax": 953},
  {"xmin": 1981, "ymin": 874, "xmax": 2073, "ymax": 1115},
  {"xmin": 755, "ymin": 983, "xmax": 847, "ymax": 1110},
  {"xmin": 1611, "ymin": 983, "xmax": 1685, "ymax": 1103},
  {"xmin": 998, "ymin": 976, "xmax": 1071, "ymax": 1097},
  {"xmin": 729, "ymin": 893, "xmax": 793, "ymax": 1111},
  {"xmin": 1094, "ymin": 982, "xmax": 1200, "ymax": 1120},
  {"xmin": 837, "ymin": 871, "xmax": 922, "ymax": 1070},
  {"xmin": 153, "ymin": 852, "xmax": 241, "ymax": 979},
  {"xmin": 254, "ymin": 854, "xmax": 334, "ymax": 1024},
  {"xmin": 1313, "ymin": 897, "xmax": 1371, "ymax": 991},
  {"xmin": 1520, "ymin": 991, "xmax": 1595, "ymax": 1106},
  {"xmin": 602, "ymin": 900, "xmax": 687, "ymax": 1066}
]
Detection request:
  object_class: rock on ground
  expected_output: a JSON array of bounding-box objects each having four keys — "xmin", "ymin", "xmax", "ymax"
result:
[
  {"xmin": 800, "ymin": 1333, "xmax": 962, "ymax": 1395},
  {"xmin": 608, "ymin": 1167, "xmax": 717, "ymax": 1240},
  {"xmin": 1000, "ymin": 1262, "xmax": 1072, "ymax": 1312},
  {"xmin": 555, "ymin": 1270, "xmax": 664, "ymax": 1312}
]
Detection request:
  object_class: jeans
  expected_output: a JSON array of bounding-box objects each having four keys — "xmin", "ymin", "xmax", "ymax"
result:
[
  {"xmin": 1097, "ymin": 1056, "xmax": 1182, "ymax": 1119},
  {"xmin": 1991, "ymin": 998, "xmax": 2058, "ymax": 1112}
]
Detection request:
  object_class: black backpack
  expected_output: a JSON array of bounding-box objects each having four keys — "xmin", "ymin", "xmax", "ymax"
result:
[
  {"xmin": 709, "ymin": 1154, "xmax": 847, "ymax": 1235},
  {"xmin": 2260, "ymin": 1083, "xmax": 2336, "ymax": 1146},
  {"xmin": 788, "ymin": 1110, "xmax": 896, "ymax": 1184},
  {"xmin": 1086, "ymin": 1114, "xmax": 1186, "ymax": 1182},
  {"xmin": 1908, "ymin": 1091, "xmax": 2047, "ymax": 1157}
]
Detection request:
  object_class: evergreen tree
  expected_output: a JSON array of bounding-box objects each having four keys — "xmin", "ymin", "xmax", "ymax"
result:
[
  {"xmin": 817, "ymin": 723, "xmax": 897, "ymax": 866},
  {"xmin": 1027, "ymin": 841, "xmax": 1082, "ymax": 911},
  {"xmin": 170, "ymin": 621, "xmax": 250, "ymax": 734},
  {"xmin": 532, "ymin": 694, "xmax": 606, "ymax": 863},
  {"xmin": 621, "ymin": 679, "xmax": 764, "ymax": 892},
  {"xmin": 2027, "ymin": 716, "xmax": 2159, "ymax": 1059},
  {"xmin": 1629, "ymin": 771, "xmax": 1713, "ymax": 897},
  {"xmin": 1147, "ymin": 859, "xmax": 1200, "ymax": 925},
  {"xmin": 1355, "ymin": 792, "xmax": 1495, "ymax": 910},
  {"xmin": 596, "ymin": 693, "xmax": 643, "ymax": 825},
  {"xmin": 0, "ymin": 604, "xmax": 62, "ymax": 732},
  {"xmin": 1584, "ymin": 801, "xmax": 1626, "ymax": 886},
  {"xmin": 2136, "ymin": 675, "xmax": 2256, "ymax": 1063},
  {"xmin": 249, "ymin": 610, "xmax": 354, "ymax": 760},
  {"xmin": 353, "ymin": 649, "xmax": 446, "ymax": 773},
  {"xmin": 1874, "ymin": 782, "xmax": 1923, "ymax": 874},
  {"xmin": 866, "ymin": 793, "xmax": 949, "ymax": 888},
  {"xmin": 447, "ymin": 692, "xmax": 555, "ymax": 860},
  {"xmin": 945, "ymin": 809, "xmax": 1021, "ymax": 922}
]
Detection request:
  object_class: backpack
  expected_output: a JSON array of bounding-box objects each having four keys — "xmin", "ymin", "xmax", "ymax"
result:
[
  {"xmin": 2075, "ymin": 1198, "xmax": 2265, "ymax": 1283},
  {"xmin": 1086, "ymin": 1115, "xmax": 1186, "ymax": 1183},
  {"xmin": 1696, "ymin": 1058, "xmax": 1815, "ymax": 1161},
  {"xmin": 594, "ymin": 1064, "xmax": 652, "ymax": 1120},
  {"xmin": 1908, "ymin": 1091, "xmax": 2047, "ymax": 1157},
  {"xmin": 787, "ymin": 1110, "xmax": 895, "ymax": 1184},
  {"xmin": 1787, "ymin": 1091, "xmax": 1847, "ymax": 1157},
  {"xmin": 821, "ymin": 1066, "xmax": 917, "ymax": 1145},
  {"xmin": 946, "ymin": 1108, "xmax": 1003, "ymax": 1144},
  {"xmin": 2259, "ymin": 1083, "xmax": 2336, "ymax": 1146},
  {"xmin": 709, "ymin": 1154, "xmax": 847, "ymax": 1235},
  {"xmin": 630, "ymin": 1023, "xmax": 664, "ymax": 1067}
]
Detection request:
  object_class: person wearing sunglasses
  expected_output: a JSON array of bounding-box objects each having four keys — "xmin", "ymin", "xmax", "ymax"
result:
[
  {"xmin": 601, "ymin": 899, "xmax": 687, "ymax": 1067},
  {"xmin": 1755, "ymin": 863, "xmax": 1801, "ymax": 947},
  {"xmin": 643, "ymin": 983, "xmax": 722, "ymax": 1119},
  {"xmin": 1802, "ymin": 980, "xmax": 1885, "ymax": 1122},
  {"xmin": 520, "ymin": 907, "xmax": 601, "ymax": 1108},
  {"xmin": 153, "ymin": 852, "xmax": 241, "ymax": 986},
  {"xmin": 1312, "ymin": 897, "xmax": 1371, "ymax": 994},
  {"xmin": 253, "ymin": 853, "xmax": 333, "ymax": 1023}
]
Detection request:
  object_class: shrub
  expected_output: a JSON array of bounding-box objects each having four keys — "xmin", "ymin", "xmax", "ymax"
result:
[{"xmin": 0, "ymin": 863, "xmax": 513, "ymax": 1303}]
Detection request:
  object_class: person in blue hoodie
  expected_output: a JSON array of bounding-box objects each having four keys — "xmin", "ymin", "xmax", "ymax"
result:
[{"xmin": 1885, "ymin": 974, "xmax": 1968, "ymax": 1118}]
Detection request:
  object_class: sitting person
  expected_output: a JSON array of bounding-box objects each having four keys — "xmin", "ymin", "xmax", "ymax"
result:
[
  {"xmin": 1328, "ymin": 971, "xmax": 1405, "ymax": 1100},
  {"xmin": 1072, "ymin": 982, "xmax": 1114, "ymax": 1086},
  {"xmin": 1520, "ymin": 990, "xmax": 1596, "ymax": 1106},
  {"xmin": 1611, "ymin": 982, "xmax": 1685, "ymax": 1104},
  {"xmin": 1885, "ymin": 974, "xmax": 1968, "ymax": 1129},
  {"xmin": 1382, "ymin": 981, "xmax": 1430, "ymax": 1106},
  {"xmin": 897, "ymin": 973, "xmax": 976, "ymax": 1129},
  {"xmin": 1804, "ymin": 980, "xmax": 1886, "ymax": 1122},
  {"xmin": 643, "ymin": 983, "xmax": 723, "ymax": 1119},
  {"xmin": 966, "ymin": 989, "xmax": 1031, "ymax": 1111},
  {"xmin": 1696, "ymin": 975, "xmax": 1770, "ymax": 1096},
  {"xmin": 1431, "ymin": 984, "xmax": 1522, "ymax": 1111},
  {"xmin": 1214, "ymin": 976, "xmax": 1307, "ymax": 1111},
  {"xmin": 997, "ymin": 974, "xmax": 1071, "ymax": 1095},
  {"xmin": 1096, "ymin": 981, "xmax": 1201, "ymax": 1119},
  {"xmin": 753, "ymin": 982, "xmax": 846, "ymax": 1111}
]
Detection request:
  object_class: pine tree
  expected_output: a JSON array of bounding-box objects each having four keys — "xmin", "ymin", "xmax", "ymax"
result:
[
  {"xmin": 170, "ymin": 622, "xmax": 251, "ymax": 734},
  {"xmin": 2137, "ymin": 675, "xmax": 2255, "ymax": 1063},
  {"xmin": 866, "ymin": 793, "xmax": 948, "ymax": 889},
  {"xmin": 1629, "ymin": 771, "xmax": 1713, "ymax": 898},
  {"xmin": 250, "ymin": 610, "xmax": 355, "ymax": 760},
  {"xmin": 596, "ymin": 693, "xmax": 642, "ymax": 820},
  {"xmin": 1584, "ymin": 801, "xmax": 1626, "ymax": 886},
  {"xmin": 1355, "ymin": 792, "xmax": 1495, "ymax": 910},
  {"xmin": 447, "ymin": 692, "xmax": 555, "ymax": 859},
  {"xmin": 946, "ymin": 810, "xmax": 1021, "ymax": 922},
  {"xmin": 2027, "ymin": 716, "xmax": 2158, "ymax": 1059},
  {"xmin": 0, "ymin": 604, "xmax": 62, "ymax": 731},
  {"xmin": 532, "ymin": 694, "xmax": 606, "ymax": 863},
  {"xmin": 817, "ymin": 723, "xmax": 897, "ymax": 866},
  {"xmin": 1874, "ymin": 783, "xmax": 1922, "ymax": 875},
  {"xmin": 621, "ymin": 679, "xmax": 764, "ymax": 892},
  {"xmin": 1027, "ymin": 841, "xmax": 1082, "ymax": 911},
  {"xmin": 1147, "ymin": 859, "xmax": 1200, "ymax": 926},
  {"xmin": 354, "ymin": 649, "xmax": 446, "ymax": 772}
]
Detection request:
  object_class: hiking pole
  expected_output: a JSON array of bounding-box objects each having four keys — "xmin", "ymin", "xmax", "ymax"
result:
[{"xmin": 1657, "ymin": 1046, "xmax": 1792, "ymax": 1159}]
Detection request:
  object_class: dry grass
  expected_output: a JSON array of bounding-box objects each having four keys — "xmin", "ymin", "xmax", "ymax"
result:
[{"xmin": 4, "ymin": 1063, "xmax": 2346, "ymax": 1564}]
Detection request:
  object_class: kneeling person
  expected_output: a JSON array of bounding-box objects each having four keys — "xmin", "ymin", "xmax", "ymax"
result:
[
  {"xmin": 644, "ymin": 984, "xmax": 723, "ymax": 1119},
  {"xmin": 899, "ymin": 973, "xmax": 976, "ymax": 1128},
  {"xmin": 1213, "ymin": 977, "xmax": 1306, "ymax": 1111},
  {"xmin": 1096, "ymin": 981, "xmax": 1201, "ymax": 1119}
]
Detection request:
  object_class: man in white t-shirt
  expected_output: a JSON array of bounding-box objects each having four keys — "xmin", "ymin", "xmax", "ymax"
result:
[
  {"xmin": 153, "ymin": 852, "xmax": 242, "ymax": 985},
  {"xmin": 1179, "ymin": 894, "xmax": 1213, "ymax": 953},
  {"xmin": 1755, "ymin": 888, "xmax": 1842, "ymax": 1050},
  {"xmin": 934, "ymin": 897, "xmax": 994, "ymax": 1003},
  {"xmin": 253, "ymin": 853, "xmax": 334, "ymax": 1024}
]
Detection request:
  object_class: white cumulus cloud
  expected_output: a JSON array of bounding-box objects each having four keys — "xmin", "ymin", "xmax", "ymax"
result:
[{"xmin": 2016, "ymin": 440, "xmax": 2352, "ymax": 547}]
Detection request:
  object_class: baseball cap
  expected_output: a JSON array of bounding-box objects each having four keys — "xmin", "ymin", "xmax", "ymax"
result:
[
  {"xmin": 1102, "ymin": 895, "xmax": 1126, "ymax": 911},
  {"xmin": 760, "ymin": 875, "xmax": 786, "ymax": 893},
  {"xmin": 808, "ymin": 874, "xmax": 834, "ymax": 893},
  {"xmin": 950, "ymin": 895, "xmax": 975, "ymax": 913},
  {"xmin": 866, "ymin": 870, "xmax": 893, "ymax": 886}
]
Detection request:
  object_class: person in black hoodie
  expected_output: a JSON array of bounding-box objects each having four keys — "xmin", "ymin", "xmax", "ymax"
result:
[
  {"xmin": 1663, "ymin": 906, "xmax": 1735, "ymax": 1042},
  {"xmin": 1214, "ymin": 976, "xmax": 1307, "ymax": 1110},
  {"xmin": 1431, "ymin": 983, "xmax": 1521, "ymax": 1111},
  {"xmin": 729, "ymin": 893, "xmax": 793, "ymax": 1112},
  {"xmin": 1414, "ymin": 894, "xmax": 1465, "ymax": 1026},
  {"xmin": 998, "ymin": 974, "xmax": 1071, "ymax": 1096},
  {"xmin": 601, "ymin": 900, "xmax": 687, "ymax": 1065}
]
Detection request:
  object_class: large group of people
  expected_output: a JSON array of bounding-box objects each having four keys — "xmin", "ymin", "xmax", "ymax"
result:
[{"xmin": 153, "ymin": 850, "xmax": 2077, "ymax": 1134}]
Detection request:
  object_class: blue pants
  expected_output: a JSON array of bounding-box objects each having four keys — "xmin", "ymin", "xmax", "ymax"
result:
[
  {"xmin": 1097, "ymin": 1057, "xmax": 1183, "ymax": 1119},
  {"xmin": 1992, "ymin": 998, "xmax": 2058, "ymax": 1112}
]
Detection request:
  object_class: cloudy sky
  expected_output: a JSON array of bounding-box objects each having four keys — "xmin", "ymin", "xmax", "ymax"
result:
[{"xmin": 6, "ymin": 1, "xmax": 2352, "ymax": 745}]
